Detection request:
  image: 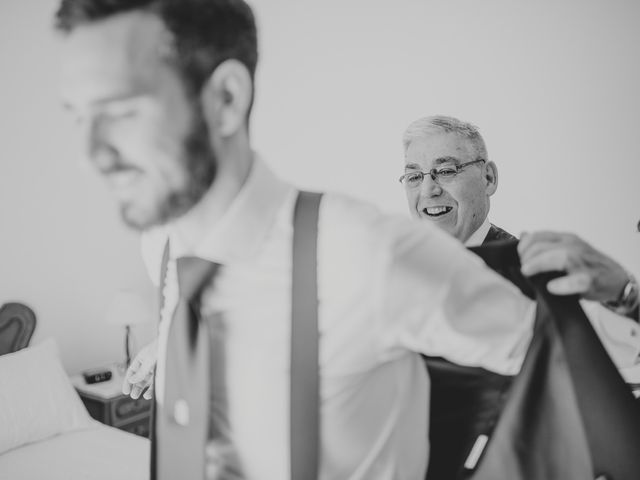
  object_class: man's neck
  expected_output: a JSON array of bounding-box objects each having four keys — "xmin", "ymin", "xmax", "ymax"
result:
[
  {"xmin": 464, "ymin": 217, "xmax": 492, "ymax": 247},
  {"xmin": 169, "ymin": 143, "xmax": 254, "ymax": 254}
]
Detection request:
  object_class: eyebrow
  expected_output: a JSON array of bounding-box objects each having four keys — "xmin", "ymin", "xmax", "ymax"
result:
[
  {"xmin": 404, "ymin": 156, "xmax": 461, "ymax": 171},
  {"xmin": 433, "ymin": 156, "xmax": 461, "ymax": 165},
  {"xmin": 404, "ymin": 163, "xmax": 422, "ymax": 171},
  {"xmin": 62, "ymin": 91, "xmax": 143, "ymax": 114}
]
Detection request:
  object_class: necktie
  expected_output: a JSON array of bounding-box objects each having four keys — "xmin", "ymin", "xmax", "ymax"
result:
[{"xmin": 155, "ymin": 256, "xmax": 219, "ymax": 480}]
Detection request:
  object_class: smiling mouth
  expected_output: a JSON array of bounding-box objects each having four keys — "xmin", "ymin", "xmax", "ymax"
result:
[{"xmin": 423, "ymin": 206, "xmax": 453, "ymax": 217}]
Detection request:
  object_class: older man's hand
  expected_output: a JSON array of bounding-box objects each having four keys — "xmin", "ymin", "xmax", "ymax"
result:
[
  {"xmin": 518, "ymin": 231, "xmax": 629, "ymax": 303},
  {"xmin": 122, "ymin": 339, "xmax": 158, "ymax": 400}
]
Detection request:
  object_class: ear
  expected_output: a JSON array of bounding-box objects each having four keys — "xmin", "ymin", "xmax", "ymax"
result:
[
  {"xmin": 484, "ymin": 161, "xmax": 498, "ymax": 196},
  {"xmin": 200, "ymin": 59, "xmax": 252, "ymax": 138}
]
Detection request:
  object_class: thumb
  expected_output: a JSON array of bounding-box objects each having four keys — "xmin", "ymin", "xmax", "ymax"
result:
[{"xmin": 546, "ymin": 272, "xmax": 591, "ymax": 296}]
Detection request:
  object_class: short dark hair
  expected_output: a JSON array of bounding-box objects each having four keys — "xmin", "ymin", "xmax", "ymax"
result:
[{"xmin": 55, "ymin": 0, "xmax": 258, "ymax": 103}]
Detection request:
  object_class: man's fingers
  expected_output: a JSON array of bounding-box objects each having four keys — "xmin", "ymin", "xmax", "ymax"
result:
[
  {"xmin": 518, "ymin": 231, "xmax": 569, "ymax": 253},
  {"xmin": 520, "ymin": 249, "xmax": 570, "ymax": 277},
  {"xmin": 124, "ymin": 377, "xmax": 152, "ymax": 399},
  {"xmin": 518, "ymin": 240, "xmax": 561, "ymax": 266},
  {"xmin": 130, "ymin": 384, "xmax": 144, "ymax": 400},
  {"xmin": 546, "ymin": 273, "xmax": 591, "ymax": 296},
  {"xmin": 122, "ymin": 341, "xmax": 159, "ymax": 399},
  {"xmin": 123, "ymin": 373, "xmax": 152, "ymax": 394},
  {"xmin": 128, "ymin": 366, "xmax": 151, "ymax": 384},
  {"xmin": 142, "ymin": 385, "xmax": 154, "ymax": 400},
  {"xmin": 139, "ymin": 354, "xmax": 156, "ymax": 372},
  {"xmin": 123, "ymin": 364, "xmax": 152, "ymax": 398},
  {"xmin": 518, "ymin": 231, "xmax": 579, "ymax": 264},
  {"xmin": 124, "ymin": 357, "xmax": 143, "ymax": 381},
  {"xmin": 126, "ymin": 356, "xmax": 155, "ymax": 383}
]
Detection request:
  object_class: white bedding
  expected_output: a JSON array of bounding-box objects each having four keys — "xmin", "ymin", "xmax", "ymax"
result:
[{"xmin": 0, "ymin": 422, "xmax": 149, "ymax": 480}]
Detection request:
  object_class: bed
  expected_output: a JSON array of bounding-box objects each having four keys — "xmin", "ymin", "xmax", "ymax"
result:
[
  {"xmin": 0, "ymin": 423, "xmax": 149, "ymax": 480},
  {"xmin": 0, "ymin": 302, "xmax": 149, "ymax": 480}
]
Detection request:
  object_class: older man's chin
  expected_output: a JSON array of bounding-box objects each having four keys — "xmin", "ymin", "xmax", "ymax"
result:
[{"xmin": 417, "ymin": 214, "xmax": 457, "ymax": 238}]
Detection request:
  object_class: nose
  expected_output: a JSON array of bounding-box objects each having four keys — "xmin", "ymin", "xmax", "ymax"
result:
[
  {"xmin": 91, "ymin": 144, "xmax": 122, "ymax": 173},
  {"xmin": 420, "ymin": 172, "xmax": 443, "ymax": 197},
  {"xmin": 81, "ymin": 117, "xmax": 121, "ymax": 173}
]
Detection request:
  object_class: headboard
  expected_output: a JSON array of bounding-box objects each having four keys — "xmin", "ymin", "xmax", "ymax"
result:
[{"xmin": 0, "ymin": 302, "xmax": 36, "ymax": 355}]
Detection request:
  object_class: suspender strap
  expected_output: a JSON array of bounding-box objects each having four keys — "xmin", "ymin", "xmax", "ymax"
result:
[{"xmin": 291, "ymin": 191, "xmax": 323, "ymax": 480}]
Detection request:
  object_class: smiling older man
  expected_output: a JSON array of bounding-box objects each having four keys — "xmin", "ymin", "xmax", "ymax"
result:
[
  {"xmin": 401, "ymin": 116, "xmax": 503, "ymax": 244},
  {"xmin": 400, "ymin": 115, "xmax": 638, "ymax": 315}
]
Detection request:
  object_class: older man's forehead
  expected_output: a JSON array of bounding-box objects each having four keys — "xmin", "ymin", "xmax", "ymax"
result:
[{"xmin": 406, "ymin": 132, "xmax": 476, "ymax": 161}]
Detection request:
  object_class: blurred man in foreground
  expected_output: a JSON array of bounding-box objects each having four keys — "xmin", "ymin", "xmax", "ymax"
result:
[{"xmin": 56, "ymin": 1, "xmax": 551, "ymax": 477}]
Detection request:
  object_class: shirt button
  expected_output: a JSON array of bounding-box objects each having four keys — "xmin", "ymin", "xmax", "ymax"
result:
[{"xmin": 173, "ymin": 399, "xmax": 190, "ymax": 426}]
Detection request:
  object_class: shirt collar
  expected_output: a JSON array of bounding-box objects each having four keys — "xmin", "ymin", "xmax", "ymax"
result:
[
  {"xmin": 142, "ymin": 156, "xmax": 293, "ymax": 266},
  {"xmin": 464, "ymin": 217, "xmax": 492, "ymax": 247}
]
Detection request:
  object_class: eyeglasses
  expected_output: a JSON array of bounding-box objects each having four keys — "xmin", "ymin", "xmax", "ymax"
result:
[{"xmin": 398, "ymin": 159, "xmax": 485, "ymax": 187}]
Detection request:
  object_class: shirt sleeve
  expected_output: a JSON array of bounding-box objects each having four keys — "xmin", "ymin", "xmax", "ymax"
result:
[
  {"xmin": 374, "ymin": 217, "xmax": 535, "ymax": 376},
  {"xmin": 580, "ymin": 300, "xmax": 640, "ymax": 376}
]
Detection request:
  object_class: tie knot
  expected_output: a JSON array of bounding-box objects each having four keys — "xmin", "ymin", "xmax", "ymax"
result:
[{"xmin": 176, "ymin": 257, "xmax": 219, "ymax": 300}]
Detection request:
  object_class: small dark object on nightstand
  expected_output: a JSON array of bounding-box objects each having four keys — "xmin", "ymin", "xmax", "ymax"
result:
[{"xmin": 82, "ymin": 369, "xmax": 113, "ymax": 384}]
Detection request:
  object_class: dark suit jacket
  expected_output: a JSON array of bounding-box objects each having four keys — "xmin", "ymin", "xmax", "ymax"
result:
[
  {"xmin": 469, "ymin": 242, "xmax": 640, "ymax": 480},
  {"xmin": 484, "ymin": 224, "xmax": 517, "ymax": 243},
  {"xmin": 424, "ymin": 224, "xmax": 517, "ymax": 480}
]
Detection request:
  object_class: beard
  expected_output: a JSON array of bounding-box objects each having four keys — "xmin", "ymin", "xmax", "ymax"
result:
[{"xmin": 120, "ymin": 104, "xmax": 217, "ymax": 230}]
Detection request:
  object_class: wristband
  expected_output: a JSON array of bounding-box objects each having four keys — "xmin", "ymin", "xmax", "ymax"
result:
[{"xmin": 605, "ymin": 272, "xmax": 639, "ymax": 319}]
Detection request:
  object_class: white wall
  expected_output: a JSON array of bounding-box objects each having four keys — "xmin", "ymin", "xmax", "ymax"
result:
[{"xmin": 1, "ymin": 0, "xmax": 638, "ymax": 373}]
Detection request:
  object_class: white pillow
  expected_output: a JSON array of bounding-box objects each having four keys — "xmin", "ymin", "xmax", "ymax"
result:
[{"xmin": 0, "ymin": 338, "xmax": 94, "ymax": 454}]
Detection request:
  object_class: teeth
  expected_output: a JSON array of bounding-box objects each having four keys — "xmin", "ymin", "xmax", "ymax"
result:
[{"xmin": 425, "ymin": 206, "xmax": 451, "ymax": 216}]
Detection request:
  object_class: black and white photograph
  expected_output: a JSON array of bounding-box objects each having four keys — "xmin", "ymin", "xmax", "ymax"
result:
[{"xmin": 1, "ymin": 1, "xmax": 639, "ymax": 479}]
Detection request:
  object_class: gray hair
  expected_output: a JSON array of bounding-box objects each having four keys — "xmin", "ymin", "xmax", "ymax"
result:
[{"xmin": 402, "ymin": 115, "xmax": 488, "ymax": 160}]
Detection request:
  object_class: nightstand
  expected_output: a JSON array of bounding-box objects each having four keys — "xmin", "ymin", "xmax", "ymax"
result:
[{"xmin": 71, "ymin": 365, "xmax": 152, "ymax": 438}]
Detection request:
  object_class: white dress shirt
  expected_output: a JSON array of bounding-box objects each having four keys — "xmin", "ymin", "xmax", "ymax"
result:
[
  {"xmin": 139, "ymin": 158, "xmax": 630, "ymax": 479},
  {"xmin": 464, "ymin": 217, "xmax": 492, "ymax": 247}
]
